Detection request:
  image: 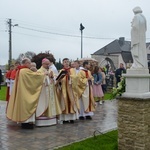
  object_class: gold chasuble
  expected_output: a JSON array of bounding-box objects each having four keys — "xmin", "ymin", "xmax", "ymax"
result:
[
  {"xmin": 78, "ymin": 69, "xmax": 95, "ymax": 112},
  {"xmin": 56, "ymin": 68, "xmax": 79, "ymax": 114},
  {"xmin": 7, "ymin": 68, "xmax": 44, "ymax": 122}
]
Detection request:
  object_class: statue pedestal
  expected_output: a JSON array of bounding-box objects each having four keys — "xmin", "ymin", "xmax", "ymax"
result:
[
  {"xmin": 123, "ymin": 69, "xmax": 150, "ymax": 98},
  {"xmin": 118, "ymin": 69, "xmax": 150, "ymax": 150}
]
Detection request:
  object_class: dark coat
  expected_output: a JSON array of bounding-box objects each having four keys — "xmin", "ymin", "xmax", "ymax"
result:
[{"xmin": 115, "ymin": 68, "xmax": 126, "ymax": 84}]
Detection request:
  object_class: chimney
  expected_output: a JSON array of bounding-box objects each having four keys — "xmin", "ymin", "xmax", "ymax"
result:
[{"xmin": 119, "ymin": 37, "xmax": 125, "ymax": 46}]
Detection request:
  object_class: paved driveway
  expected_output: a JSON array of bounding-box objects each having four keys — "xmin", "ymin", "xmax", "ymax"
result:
[{"xmin": 0, "ymin": 100, "xmax": 117, "ymax": 150}]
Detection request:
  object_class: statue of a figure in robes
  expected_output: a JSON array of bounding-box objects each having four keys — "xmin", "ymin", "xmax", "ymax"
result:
[{"xmin": 131, "ymin": 6, "xmax": 147, "ymax": 69}]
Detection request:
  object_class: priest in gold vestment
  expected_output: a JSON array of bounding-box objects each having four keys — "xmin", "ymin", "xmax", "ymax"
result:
[
  {"xmin": 77, "ymin": 61, "xmax": 95, "ymax": 120},
  {"xmin": 56, "ymin": 58, "xmax": 79, "ymax": 123},
  {"xmin": 6, "ymin": 58, "xmax": 46, "ymax": 129}
]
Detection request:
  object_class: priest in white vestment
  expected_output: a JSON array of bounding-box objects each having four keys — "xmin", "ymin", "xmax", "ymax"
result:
[{"xmin": 36, "ymin": 58, "xmax": 61, "ymax": 126}]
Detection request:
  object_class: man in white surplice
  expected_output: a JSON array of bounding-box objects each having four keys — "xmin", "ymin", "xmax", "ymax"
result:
[
  {"xmin": 36, "ymin": 58, "xmax": 61, "ymax": 123},
  {"xmin": 48, "ymin": 57, "xmax": 59, "ymax": 78}
]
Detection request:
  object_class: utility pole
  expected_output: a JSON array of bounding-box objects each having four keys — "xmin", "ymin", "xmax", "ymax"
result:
[
  {"xmin": 80, "ymin": 23, "xmax": 85, "ymax": 58},
  {"xmin": 7, "ymin": 19, "xmax": 18, "ymax": 69},
  {"xmin": 8, "ymin": 19, "xmax": 12, "ymax": 69}
]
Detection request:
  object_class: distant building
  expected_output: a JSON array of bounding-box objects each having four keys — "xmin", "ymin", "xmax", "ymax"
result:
[{"xmin": 91, "ymin": 37, "xmax": 150, "ymax": 71}]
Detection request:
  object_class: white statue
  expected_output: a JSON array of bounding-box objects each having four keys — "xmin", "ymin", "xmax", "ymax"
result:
[{"xmin": 131, "ymin": 6, "xmax": 147, "ymax": 69}]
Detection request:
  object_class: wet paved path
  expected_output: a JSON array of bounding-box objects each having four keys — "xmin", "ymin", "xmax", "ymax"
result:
[{"xmin": 0, "ymin": 100, "xmax": 117, "ymax": 150}]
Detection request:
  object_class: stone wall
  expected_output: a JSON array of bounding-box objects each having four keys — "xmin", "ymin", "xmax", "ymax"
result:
[{"xmin": 118, "ymin": 97, "xmax": 150, "ymax": 150}]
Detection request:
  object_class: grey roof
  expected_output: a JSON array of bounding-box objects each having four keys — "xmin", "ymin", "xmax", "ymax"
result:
[
  {"xmin": 121, "ymin": 51, "xmax": 133, "ymax": 63},
  {"xmin": 92, "ymin": 38, "xmax": 131, "ymax": 55}
]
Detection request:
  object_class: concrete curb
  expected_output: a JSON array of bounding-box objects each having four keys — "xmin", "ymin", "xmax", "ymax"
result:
[{"xmin": 53, "ymin": 127, "xmax": 118, "ymax": 150}]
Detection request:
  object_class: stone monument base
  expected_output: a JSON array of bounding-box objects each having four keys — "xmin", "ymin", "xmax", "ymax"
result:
[
  {"xmin": 118, "ymin": 97, "xmax": 150, "ymax": 150},
  {"xmin": 118, "ymin": 68, "xmax": 150, "ymax": 149}
]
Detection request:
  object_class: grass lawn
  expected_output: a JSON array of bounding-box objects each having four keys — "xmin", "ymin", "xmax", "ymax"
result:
[
  {"xmin": 0, "ymin": 85, "xmax": 6, "ymax": 100},
  {"xmin": 55, "ymin": 130, "xmax": 118, "ymax": 150}
]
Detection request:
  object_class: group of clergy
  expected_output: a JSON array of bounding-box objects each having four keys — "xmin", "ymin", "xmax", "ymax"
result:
[{"xmin": 6, "ymin": 57, "xmax": 95, "ymax": 129}]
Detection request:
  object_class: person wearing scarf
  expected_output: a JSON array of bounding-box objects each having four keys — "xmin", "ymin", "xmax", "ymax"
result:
[
  {"xmin": 77, "ymin": 61, "xmax": 95, "ymax": 120},
  {"xmin": 6, "ymin": 58, "xmax": 45, "ymax": 129},
  {"xmin": 56, "ymin": 58, "xmax": 79, "ymax": 123}
]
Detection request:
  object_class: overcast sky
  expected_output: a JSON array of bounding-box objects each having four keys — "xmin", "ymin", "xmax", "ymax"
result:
[{"xmin": 0, "ymin": 0, "xmax": 150, "ymax": 64}]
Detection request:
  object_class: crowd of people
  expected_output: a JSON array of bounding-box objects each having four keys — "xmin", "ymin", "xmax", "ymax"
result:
[{"xmin": 4, "ymin": 56, "xmax": 125, "ymax": 129}]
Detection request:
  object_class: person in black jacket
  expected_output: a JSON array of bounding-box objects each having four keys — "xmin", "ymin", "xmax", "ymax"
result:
[{"xmin": 115, "ymin": 63, "xmax": 126, "ymax": 87}]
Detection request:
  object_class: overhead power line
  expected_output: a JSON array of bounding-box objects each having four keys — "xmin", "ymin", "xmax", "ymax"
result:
[
  {"xmin": 16, "ymin": 26, "xmax": 116, "ymax": 40},
  {"xmin": 2, "ymin": 18, "xmax": 150, "ymax": 40},
  {"xmin": 17, "ymin": 26, "xmax": 80, "ymax": 38},
  {"xmin": 12, "ymin": 18, "xmax": 80, "ymax": 33}
]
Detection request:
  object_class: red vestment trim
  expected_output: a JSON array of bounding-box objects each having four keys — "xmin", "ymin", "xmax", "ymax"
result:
[
  {"xmin": 81, "ymin": 69, "xmax": 89, "ymax": 78},
  {"xmin": 6, "ymin": 70, "xmax": 13, "ymax": 79},
  {"xmin": 10, "ymin": 70, "xmax": 17, "ymax": 80}
]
